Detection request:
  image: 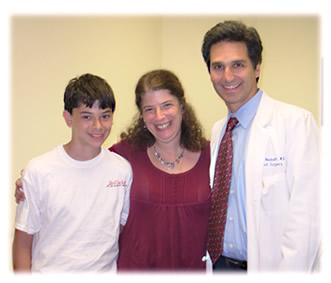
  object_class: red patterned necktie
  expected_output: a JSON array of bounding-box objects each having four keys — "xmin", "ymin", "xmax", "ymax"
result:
[{"xmin": 207, "ymin": 117, "xmax": 239, "ymax": 264}]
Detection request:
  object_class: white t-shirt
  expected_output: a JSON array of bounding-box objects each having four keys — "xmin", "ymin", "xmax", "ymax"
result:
[{"xmin": 15, "ymin": 145, "xmax": 132, "ymax": 273}]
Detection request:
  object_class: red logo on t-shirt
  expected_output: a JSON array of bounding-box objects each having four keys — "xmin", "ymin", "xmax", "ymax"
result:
[{"xmin": 106, "ymin": 180, "xmax": 127, "ymax": 188}]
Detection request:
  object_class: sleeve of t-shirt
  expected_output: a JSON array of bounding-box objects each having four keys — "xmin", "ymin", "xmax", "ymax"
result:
[
  {"xmin": 109, "ymin": 140, "xmax": 133, "ymax": 226},
  {"xmin": 120, "ymin": 172, "xmax": 132, "ymax": 226},
  {"xmin": 15, "ymin": 162, "xmax": 42, "ymax": 234}
]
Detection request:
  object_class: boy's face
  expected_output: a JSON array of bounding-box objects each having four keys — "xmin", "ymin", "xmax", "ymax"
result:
[{"xmin": 63, "ymin": 100, "xmax": 113, "ymax": 155}]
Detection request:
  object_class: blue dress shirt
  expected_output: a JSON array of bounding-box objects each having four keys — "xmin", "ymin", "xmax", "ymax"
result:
[{"xmin": 221, "ymin": 90, "xmax": 263, "ymax": 261}]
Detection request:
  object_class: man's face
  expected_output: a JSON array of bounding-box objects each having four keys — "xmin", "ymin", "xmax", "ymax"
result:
[{"xmin": 209, "ymin": 41, "xmax": 260, "ymax": 113}]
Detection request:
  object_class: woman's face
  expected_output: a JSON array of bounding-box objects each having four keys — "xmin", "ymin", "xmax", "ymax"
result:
[{"xmin": 141, "ymin": 89, "xmax": 183, "ymax": 146}]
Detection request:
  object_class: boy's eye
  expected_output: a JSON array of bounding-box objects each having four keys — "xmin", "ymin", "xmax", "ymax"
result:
[
  {"xmin": 102, "ymin": 114, "xmax": 110, "ymax": 120},
  {"xmin": 82, "ymin": 115, "xmax": 91, "ymax": 120}
]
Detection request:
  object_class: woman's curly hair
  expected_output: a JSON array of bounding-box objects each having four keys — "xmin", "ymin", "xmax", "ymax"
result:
[{"xmin": 120, "ymin": 69, "xmax": 207, "ymax": 152}]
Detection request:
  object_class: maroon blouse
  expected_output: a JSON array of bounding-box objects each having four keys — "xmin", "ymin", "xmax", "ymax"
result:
[{"xmin": 109, "ymin": 141, "xmax": 211, "ymax": 271}]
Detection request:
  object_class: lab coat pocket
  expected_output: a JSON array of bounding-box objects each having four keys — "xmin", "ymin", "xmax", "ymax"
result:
[{"xmin": 261, "ymin": 173, "xmax": 289, "ymax": 216}]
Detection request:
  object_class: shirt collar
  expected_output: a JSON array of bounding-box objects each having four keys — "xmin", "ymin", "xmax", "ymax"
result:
[{"xmin": 228, "ymin": 89, "xmax": 263, "ymax": 129}]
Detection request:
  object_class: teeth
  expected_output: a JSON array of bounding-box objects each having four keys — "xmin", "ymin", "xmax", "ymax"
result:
[
  {"xmin": 224, "ymin": 83, "xmax": 240, "ymax": 89},
  {"xmin": 157, "ymin": 122, "xmax": 171, "ymax": 129}
]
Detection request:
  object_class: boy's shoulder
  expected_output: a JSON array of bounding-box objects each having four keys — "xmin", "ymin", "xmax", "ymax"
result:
[
  {"xmin": 102, "ymin": 147, "xmax": 132, "ymax": 171},
  {"xmin": 26, "ymin": 146, "xmax": 132, "ymax": 174},
  {"xmin": 26, "ymin": 145, "xmax": 61, "ymax": 169}
]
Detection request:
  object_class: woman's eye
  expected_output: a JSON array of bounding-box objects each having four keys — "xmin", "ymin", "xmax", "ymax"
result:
[{"xmin": 143, "ymin": 107, "xmax": 153, "ymax": 113}]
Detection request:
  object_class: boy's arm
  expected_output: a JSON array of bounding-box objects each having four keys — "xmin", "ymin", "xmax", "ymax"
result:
[{"xmin": 12, "ymin": 229, "xmax": 34, "ymax": 272}]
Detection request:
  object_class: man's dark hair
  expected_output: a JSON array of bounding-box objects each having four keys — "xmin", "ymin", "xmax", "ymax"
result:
[{"xmin": 202, "ymin": 20, "xmax": 263, "ymax": 72}]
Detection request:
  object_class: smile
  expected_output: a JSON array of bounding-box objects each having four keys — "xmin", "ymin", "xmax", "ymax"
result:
[
  {"xmin": 156, "ymin": 122, "xmax": 171, "ymax": 129},
  {"xmin": 223, "ymin": 83, "xmax": 241, "ymax": 89},
  {"xmin": 90, "ymin": 134, "xmax": 104, "ymax": 139}
]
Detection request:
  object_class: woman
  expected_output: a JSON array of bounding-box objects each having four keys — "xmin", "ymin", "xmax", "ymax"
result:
[{"xmin": 15, "ymin": 69, "xmax": 211, "ymax": 271}]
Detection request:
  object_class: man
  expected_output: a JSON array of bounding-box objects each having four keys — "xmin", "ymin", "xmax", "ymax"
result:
[{"xmin": 202, "ymin": 20, "xmax": 320, "ymax": 272}]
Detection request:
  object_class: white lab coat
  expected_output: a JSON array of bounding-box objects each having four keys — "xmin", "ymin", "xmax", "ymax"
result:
[{"xmin": 209, "ymin": 92, "xmax": 321, "ymax": 272}]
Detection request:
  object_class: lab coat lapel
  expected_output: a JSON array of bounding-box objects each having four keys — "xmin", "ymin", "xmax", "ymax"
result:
[
  {"xmin": 245, "ymin": 93, "xmax": 273, "ymax": 269},
  {"xmin": 246, "ymin": 94, "xmax": 273, "ymax": 200}
]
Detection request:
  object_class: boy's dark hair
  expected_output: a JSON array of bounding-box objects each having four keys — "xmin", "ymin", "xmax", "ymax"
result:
[
  {"xmin": 64, "ymin": 73, "xmax": 116, "ymax": 114},
  {"xmin": 202, "ymin": 20, "xmax": 263, "ymax": 72}
]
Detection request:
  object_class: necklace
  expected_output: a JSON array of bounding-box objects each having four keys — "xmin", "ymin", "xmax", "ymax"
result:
[{"xmin": 153, "ymin": 145, "xmax": 184, "ymax": 170}]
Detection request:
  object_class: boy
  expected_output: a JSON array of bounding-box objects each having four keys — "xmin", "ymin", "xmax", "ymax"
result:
[{"xmin": 12, "ymin": 73, "xmax": 132, "ymax": 272}]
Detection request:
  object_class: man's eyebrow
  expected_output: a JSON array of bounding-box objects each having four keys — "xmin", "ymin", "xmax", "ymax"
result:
[
  {"xmin": 232, "ymin": 59, "xmax": 247, "ymax": 64},
  {"xmin": 212, "ymin": 59, "xmax": 247, "ymax": 64}
]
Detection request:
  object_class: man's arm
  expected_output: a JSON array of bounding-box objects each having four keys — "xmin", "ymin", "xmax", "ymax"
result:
[
  {"xmin": 12, "ymin": 229, "xmax": 34, "ymax": 272},
  {"xmin": 15, "ymin": 177, "xmax": 26, "ymax": 203}
]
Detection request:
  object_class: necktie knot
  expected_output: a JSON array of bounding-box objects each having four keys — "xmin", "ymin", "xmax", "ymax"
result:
[{"xmin": 226, "ymin": 117, "xmax": 238, "ymax": 132}]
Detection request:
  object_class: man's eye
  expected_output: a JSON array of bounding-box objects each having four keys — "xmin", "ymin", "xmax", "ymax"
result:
[
  {"xmin": 213, "ymin": 64, "xmax": 224, "ymax": 71},
  {"xmin": 234, "ymin": 63, "xmax": 244, "ymax": 68}
]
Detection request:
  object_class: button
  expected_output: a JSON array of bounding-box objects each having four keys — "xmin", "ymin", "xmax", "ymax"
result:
[
  {"xmin": 229, "ymin": 244, "xmax": 233, "ymax": 248},
  {"xmin": 229, "ymin": 216, "xmax": 233, "ymax": 221}
]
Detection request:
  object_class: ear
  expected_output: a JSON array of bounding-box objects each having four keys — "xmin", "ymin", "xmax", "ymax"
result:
[
  {"xmin": 255, "ymin": 63, "xmax": 261, "ymax": 79},
  {"xmin": 180, "ymin": 103, "xmax": 185, "ymax": 115},
  {"xmin": 63, "ymin": 110, "xmax": 73, "ymax": 127}
]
